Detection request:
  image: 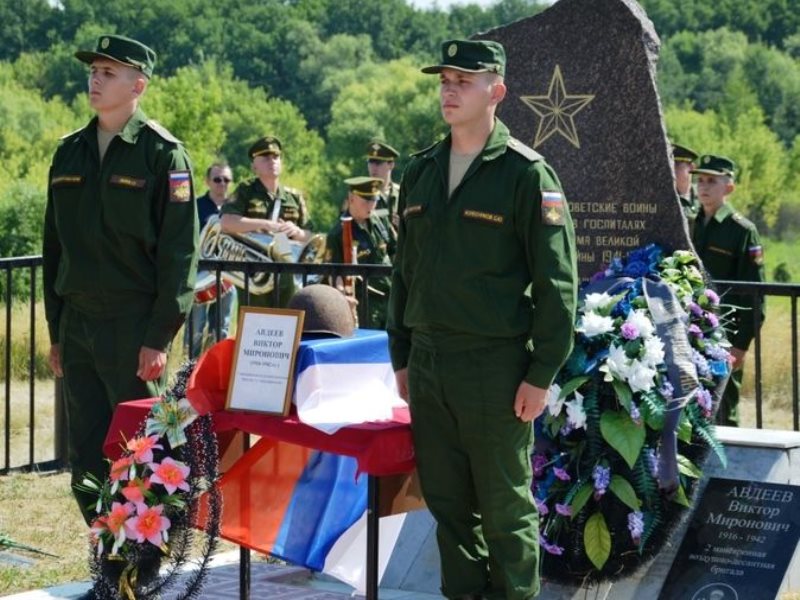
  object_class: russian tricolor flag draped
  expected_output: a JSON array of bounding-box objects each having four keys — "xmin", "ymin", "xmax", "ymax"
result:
[
  {"xmin": 293, "ymin": 329, "xmax": 406, "ymax": 434},
  {"xmin": 203, "ymin": 329, "xmax": 409, "ymax": 590}
]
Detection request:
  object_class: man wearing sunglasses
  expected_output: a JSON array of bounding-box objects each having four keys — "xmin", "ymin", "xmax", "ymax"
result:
[{"xmin": 184, "ymin": 162, "xmax": 237, "ymax": 356}]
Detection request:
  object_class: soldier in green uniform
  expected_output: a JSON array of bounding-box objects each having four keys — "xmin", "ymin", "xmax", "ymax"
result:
[
  {"xmin": 691, "ymin": 154, "xmax": 766, "ymax": 427},
  {"xmin": 220, "ymin": 136, "xmax": 312, "ymax": 307},
  {"xmin": 672, "ymin": 142, "xmax": 700, "ymax": 221},
  {"xmin": 366, "ymin": 139, "xmax": 401, "ymax": 234},
  {"xmin": 42, "ymin": 35, "xmax": 198, "ymax": 526},
  {"xmin": 387, "ymin": 40, "xmax": 578, "ymax": 599},
  {"xmin": 325, "ymin": 176, "xmax": 394, "ymax": 329}
]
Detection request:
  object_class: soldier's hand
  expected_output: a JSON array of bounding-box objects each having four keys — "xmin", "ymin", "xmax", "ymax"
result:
[
  {"xmin": 394, "ymin": 368, "xmax": 409, "ymax": 401},
  {"xmin": 137, "ymin": 346, "xmax": 167, "ymax": 382},
  {"xmin": 730, "ymin": 347, "xmax": 747, "ymax": 371},
  {"xmin": 48, "ymin": 344, "xmax": 63, "ymax": 378},
  {"xmin": 514, "ymin": 381, "xmax": 546, "ymax": 422}
]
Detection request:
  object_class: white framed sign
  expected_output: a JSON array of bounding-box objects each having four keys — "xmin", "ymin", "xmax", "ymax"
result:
[{"xmin": 226, "ymin": 307, "xmax": 305, "ymax": 415}]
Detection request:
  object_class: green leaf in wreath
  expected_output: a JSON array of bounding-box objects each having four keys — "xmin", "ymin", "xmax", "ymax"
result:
[
  {"xmin": 609, "ymin": 475, "xmax": 642, "ymax": 510},
  {"xmin": 672, "ymin": 484, "xmax": 691, "ymax": 507},
  {"xmin": 678, "ymin": 412, "xmax": 693, "ymax": 443},
  {"xmin": 569, "ymin": 482, "xmax": 593, "ymax": 518},
  {"xmin": 677, "ymin": 454, "xmax": 703, "ymax": 479},
  {"xmin": 611, "ymin": 379, "xmax": 632, "ymax": 412},
  {"xmin": 584, "ymin": 512, "xmax": 611, "ymax": 570},
  {"xmin": 600, "ymin": 411, "xmax": 645, "ymax": 469},
  {"xmin": 559, "ymin": 375, "xmax": 590, "ymax": 400}
]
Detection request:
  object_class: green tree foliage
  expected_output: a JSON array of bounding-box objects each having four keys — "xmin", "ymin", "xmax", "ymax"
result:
[
  {"xmin": 641, "ymin": 0, "xmax": 800, "ymax": 49},
  {"xmin": 143, "ymin": 60, "xmax": 326, "ymax": 219}
]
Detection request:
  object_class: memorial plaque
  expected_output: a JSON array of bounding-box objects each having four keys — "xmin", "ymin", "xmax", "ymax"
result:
[
  {"xmin": 658, "ymin": 477, "xmax": 800, "ymax": 599},
  {"xmin": 477, "ymin": 0, "xmax": 691, "ymax": 279}
]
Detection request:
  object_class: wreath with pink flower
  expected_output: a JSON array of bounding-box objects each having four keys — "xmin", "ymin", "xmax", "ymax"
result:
[
  {"xmin": 78, "ymin": 361, "xmax": 221, "ymax": 600},
  {"xmin": 534, "ymin": 245, "xmax": 730, "ymax": 581}
]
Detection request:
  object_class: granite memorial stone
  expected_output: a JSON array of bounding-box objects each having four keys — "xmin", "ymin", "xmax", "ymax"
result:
[
  {"xmin": 659, "ymin": 478, "xmax": 800, "ymax": 600},
  {"xmin": 476, "ymin": 0, "xmax": 689, "ymax": 279}
]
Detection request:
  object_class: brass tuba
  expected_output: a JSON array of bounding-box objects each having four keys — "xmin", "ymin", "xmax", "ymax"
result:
[{"xmin": 198, "ymin": 216, "xmax": 326, "ymax": 295}]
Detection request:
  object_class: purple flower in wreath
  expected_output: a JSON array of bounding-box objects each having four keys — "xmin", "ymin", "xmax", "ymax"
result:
[
  {"xmin": 688, "ymin": 302, "xmax": 703, "ymax": 318},
  {"xmin": 660, "ymin": 381, "xmax": 674, "ymax": 400},
  {"xmin": 628, "ymin": 511, "xmax": 644, "ymax": 544},
  {"xmin": 532, "ymin": 453, "xmax": 548, "ymax": 478},
  {"xmin": 534, "ymin": 496, "xmax": 550, "ymax": 515},
  {"xmin": 705, "ymin": 311, "xmax": 720, "ymax": 328},
  {"xmin": 706, "ymin": 344, "xmax": 730, "ymax": 362},
  {"xmin": 696, "ymin": 388, "xmax": 713, "ymax": 417},
  {"xmin": 705, "ymin": 289, "xmax": 720, "ymax": 306},
  {"xmin": 621, "ymin": 322, "xmax": 639, "ymax": 340},
  {"xmin": 688, "ymin": 324, "xmax": 703, "ymax": 338},
  {"xmin": 592, "ymin": 465, "xmax": 611, "ymax": 500},
  {"xmin": 555, "ymin": 503, "xmax": 572, "ymax": 517},
  {"xmin": 692, "ymin": 349, "xmax": 711, "ymax": 378},
  {"xmin": 553, "ymin": 467, "xmax": 571, "ymax": 482},
  {"xmin": 539, "ymin": 533, "xmax": 565, "ymax": 556}
]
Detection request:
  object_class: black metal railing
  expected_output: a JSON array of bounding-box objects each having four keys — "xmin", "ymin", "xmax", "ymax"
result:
[{"xmin": 1, "ymin": 254, "xmax": 798, "ymax": 474}]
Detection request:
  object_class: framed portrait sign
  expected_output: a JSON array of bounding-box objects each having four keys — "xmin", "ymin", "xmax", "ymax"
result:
[{"xmin": 226, "ymin": 307, "xmax": 305, "ymax": 415}]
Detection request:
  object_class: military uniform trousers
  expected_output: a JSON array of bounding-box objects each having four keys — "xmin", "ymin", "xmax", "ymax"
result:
[
  {"xmin": 718, "ymin": 366, "xmax": 743, "ymax": 427},
  {"xmin": 407, "ymin": 332, "xmax": 539, "ymax": 600},
  {"xmin": 59, "ymin": 303, "xmax": 165, "ymax": 524}
]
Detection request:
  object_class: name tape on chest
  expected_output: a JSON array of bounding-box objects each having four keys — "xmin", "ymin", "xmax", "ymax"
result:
[
  {"xmin": 168, "ymin": 170, "xmax": 192, "ymax": 203},
  {"xmin": 541, "ymin": 190, "xmax": 565, "ymax": 226},
  {"xmin": 110, "ymin": 174, "xmax": 147, "ymax": 189},
  {"xmin": 462, "ymin": 209, "xmax": 505, "ymax": 226},
  {"xmin": 404, "ymin": 204, "xmax": 425, "ymax": 218},
  {"xmin": 51, "ymin": 175, "xmax": 84, "ymax": 187},
  {"xmin": 708, "ymin": 245, "xmax": 734, "ymax": 257}
]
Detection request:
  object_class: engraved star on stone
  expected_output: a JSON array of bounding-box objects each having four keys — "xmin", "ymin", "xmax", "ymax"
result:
[{"xmin": 520, "ymin": 65, "xmax": 595, "ymax": 149}]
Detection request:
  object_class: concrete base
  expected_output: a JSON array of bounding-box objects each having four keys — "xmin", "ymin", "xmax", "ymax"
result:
[{"xmin": 379, "ymin": 427, "xmax": 800, "ymax": 598}]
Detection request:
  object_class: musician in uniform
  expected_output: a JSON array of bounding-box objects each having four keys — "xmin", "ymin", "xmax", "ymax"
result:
[
  {"xmin": 366, "ymin": 139, "xmax": 401, "ymax": 233},
  {"xmin": 691, "ymin": 154, "xmax": 766, "ymax": 426},
  {"xmin": 672, "ymin": 142, "xmax": 700, "ymax": 222},
  {"xmin": 325, "ymin": 176, "xmax": 394, "ymax": 329},
  {"xmin": 43, "ymin": 34, "xmax": 198, "ymax": 526},
  {"xmin": 220, "ymin": 136, "xmax": 312, "ymax": 307}
]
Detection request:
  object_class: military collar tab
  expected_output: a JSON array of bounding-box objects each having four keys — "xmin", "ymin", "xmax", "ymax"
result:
[{"xmin": 713, "ymin": 202, "xmax": 735, "ymax": 223}]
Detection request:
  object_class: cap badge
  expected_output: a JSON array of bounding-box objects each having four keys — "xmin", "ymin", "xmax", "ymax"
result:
[
  {"xmin": 448, "ymin": 43, "xmax": 457, "ymax": 57},
  {"xmin": 703, "ymin": 156, "xmax": 710, "ymax": 164},
  {"xmin": 372, "ymin": 143, "xmax": 380, "ymax": 151},
  {"xmin": 100, "ymin": 37, "xmax": 110, "ymax": 49}
]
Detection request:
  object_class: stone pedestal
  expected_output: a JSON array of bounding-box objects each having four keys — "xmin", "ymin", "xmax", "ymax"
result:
[{"xmin": 379, "ymin": 428, "xmax": 800, "ymax": 598}]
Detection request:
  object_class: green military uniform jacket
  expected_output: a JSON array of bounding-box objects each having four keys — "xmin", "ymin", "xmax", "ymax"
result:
[
  {"xmin": 692, "ymin": 202, "xmax": 766, "ymax": 350},
  {"xmin": 679, "ymin": 187, "xmax": 699, "ymax": 221},
  {"xmin": 43, "ymin": 107, "xmax": 199, "ymax": 351},
  {"xmin": 374, "ymin": 181, "xmax": 400, "ymax": 220},
  {"xmin": 222, "ymin": 178, "xmax": 311, "ymax": 229},
  {"xmin": 326, "ymin": 210, "xmax": 394, "ymax": 296},
  {"xmin": 387, "ymin": 119, "xmax": 578, "ymax": 388}
]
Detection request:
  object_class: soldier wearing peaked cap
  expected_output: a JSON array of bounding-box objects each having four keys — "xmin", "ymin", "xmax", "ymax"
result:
[
  {"xmin": 325, "ymin": 176, "xmax": 394, "ymax": 328},
  {"xmin": 387, "ymin": 39, "xmax": 578, "ymax": 598},
  {"xmin": 366, "ymin": 139, "xmax": 401, "ymax": 232},
  {"xmin": 220, "ymin": 135, "xmax": 313, "ymax": 308},
  {"xmin": 691, "ymin": 154, "xmax": 766, "ymax": 427},
  {"xmin": 671, "ymin": 142, "xmax": 700, "ymax": 221},
  {"xmin": 43, "ymin": 34, "xmax": 199, "ymax": 526}
]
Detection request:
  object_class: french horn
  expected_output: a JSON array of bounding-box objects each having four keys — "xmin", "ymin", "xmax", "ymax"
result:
[{"xmin": 198, "ymin": 215, "xmax": 326, "ymax": 295}]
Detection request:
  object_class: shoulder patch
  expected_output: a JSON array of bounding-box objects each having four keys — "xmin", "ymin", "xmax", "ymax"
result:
[
  {"xmin": 507, "ymin": 137, "xmax": 543, "ymax": 162},
  {"xmin": 145, "ymin": 120, "xmax": 182, "ymax": 144}
]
